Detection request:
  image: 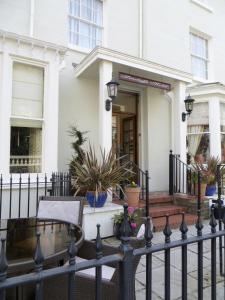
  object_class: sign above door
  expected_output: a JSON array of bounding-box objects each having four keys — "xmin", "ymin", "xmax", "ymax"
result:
[{"xmin": 119, "ymin": 72, "xmax": 171, "ymax": 91}]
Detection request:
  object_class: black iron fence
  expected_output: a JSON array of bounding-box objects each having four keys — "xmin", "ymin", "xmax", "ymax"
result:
[
  {"xmin": 169, "ymin": 150, "xmax": 198, "ymax": 196},
  {"xmin": 0, "ymin": 204, "xmax": 224, "ymax": 300},
  {"xmin": 0, "ymin": 172, "xmax": 72, "ymax": 219}
]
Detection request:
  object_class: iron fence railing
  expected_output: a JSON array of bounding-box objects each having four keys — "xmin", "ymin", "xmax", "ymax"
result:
[
  {"xmin": 169, "ymin": 150, "xmax": 198, "ymax": 196},
  {"xmin": 0, "ymin": 172, "xmax": 72, "ymax": 219},
  {"xmin": 0, "ymin": 204, "xmax": 224, "ymax": 299}
]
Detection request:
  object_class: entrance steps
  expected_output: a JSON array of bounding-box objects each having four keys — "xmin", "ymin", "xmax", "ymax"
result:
[{"xmin": 114, "ymin": 192, "xmax": 198, "ymax": 232}]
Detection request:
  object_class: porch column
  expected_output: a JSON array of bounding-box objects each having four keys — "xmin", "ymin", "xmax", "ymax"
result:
[
  {"xmin": 172, "ymin": 81, "xmax": 187, "ymax": 163},
  {"xmin": 99, "ymin": 60, "xmax": 113, "ymax": 153},
  {"xmin": 209, "ymin": 98, "xmax": 221, "ymax": 159}
]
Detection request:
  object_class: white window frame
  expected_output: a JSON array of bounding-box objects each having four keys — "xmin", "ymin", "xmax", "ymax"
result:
[
  {"xmin": 9, "ymin": 56, "xmax": 48, "ymax": 176},
  {"xmin": 190, "ymin": 0, "xmax": 213, "ymax": 12},
  {"xmin": 68, "ymin": 0, "xmax": 103, "ymax": 51},
  {"xmin": 190, "ymin": 32, "xmax": 209, "ymax": 81}
]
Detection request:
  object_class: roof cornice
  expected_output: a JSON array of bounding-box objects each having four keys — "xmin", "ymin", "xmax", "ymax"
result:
[
  {"xmin": 0, "ymin": 30, "xmax": 67, "ymax": 54},
  {"xmin": 74, "ymin": 46, "xmax": 193, "ymax": 83},
  {"xmin": 187, "ymin": 82, "xmax": 225, "ymax": 97}
]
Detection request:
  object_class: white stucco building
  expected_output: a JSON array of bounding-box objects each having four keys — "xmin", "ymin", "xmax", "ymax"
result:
[{"xmin": 0, "ymin": 0, "xmax": 224, "ymax": 192}]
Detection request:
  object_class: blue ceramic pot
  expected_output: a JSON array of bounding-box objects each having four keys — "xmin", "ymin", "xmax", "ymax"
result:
[
  {"xmin": 205, "ymin": 185, "xmax": 216, "ymax": 196},
  {"xmin": 86, "ymin": 191, "xmax": 107, "ymax": 208}
]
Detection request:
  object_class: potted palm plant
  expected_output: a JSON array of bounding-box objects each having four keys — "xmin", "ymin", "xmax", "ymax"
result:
[{"xmin": 70, "ymin": 145, "xmax": 132, "ymax": 207}]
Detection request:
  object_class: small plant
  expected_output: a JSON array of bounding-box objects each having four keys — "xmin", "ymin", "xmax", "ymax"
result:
[
  {"xmin": 113, "ymin": 206, "xmax": 143, "ymax": 238},
  {"xmin": 127, "ymin": 181, "xmax": 139, "ymax": 188}
]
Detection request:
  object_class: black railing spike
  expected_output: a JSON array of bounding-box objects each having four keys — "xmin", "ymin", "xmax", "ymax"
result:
[
  {"xmin": 96, "ymin": 224, "xmax": 103, "ymax": 259},
  {"xmin": 210, "ymin": 208, "xmax": 217, "ymax": 234},
  {"xmin": 163, "ymin": 215, "xmax": 172, "ymax": 243},
  {"xmin": 195, "ymin": 209, "xmax": 203, "ymax": 236},
  {"xmin": 0, "ymin": 239, "xmax": 8, "ymax": 281},
  {"xmin": 222, "ymin": 208, "xmax": 225, "ymax": 226},
  {"xmin": 68, "ymin": 237, "xmax": 77, "ymax": 265},
  {"xmin": 119, "ymin": 204, "xmax": 132, "ymax": 239},
  {"xmin": 145, "ymin": 216, "xmax": 153, "ymax": 248},
  {"xmin": 34, "ymin": 232, "xmax": 44, "ymax": 272},
  {"xmin": 180, "ymin": 213, "xmax": 188, "ymax": 240}
]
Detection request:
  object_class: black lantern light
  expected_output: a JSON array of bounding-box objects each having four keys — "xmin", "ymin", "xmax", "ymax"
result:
[
  {"xmin": 105, "ymin": 79, "xmax": 120, "ymax": 111},
  {"xmin": 182, "ymin": 94, "xmax": 195, "ymax": 122}
]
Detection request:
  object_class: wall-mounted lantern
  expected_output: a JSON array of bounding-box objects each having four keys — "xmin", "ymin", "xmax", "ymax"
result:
[
  {"xmin": 182, "ymin": 95, "xmax": 195, "ymax": 122},
  {"xmin": 105, "ymin": 79, "xmax": 120, "ymax": 111}
]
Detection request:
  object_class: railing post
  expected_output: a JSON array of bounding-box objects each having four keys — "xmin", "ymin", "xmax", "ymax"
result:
[
  {"xmin": 0, "ymin": 239, "xmax": 8, "ymax": 300},
  {"xmin": 119, "ymin": 204, "xmax": 135, "ymax": 300},
  {"xmin": 145, "ymin": 170, "xmax": 149, "ymax": 218},
  {"xmin": 169, "ymin": 150, "xmax": 174, "ymax": 195}
]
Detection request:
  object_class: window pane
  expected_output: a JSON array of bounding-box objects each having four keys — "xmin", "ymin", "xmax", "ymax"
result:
[
  {"xmin": 191, "ymin": 56, "xmax": 207, "ymax": 79},
  {"xmin": 70, "ymin": 0, "xmax": 80, "ymax": 17},
  {"xmin": 187, "ymin": 133, "xmax": 210, "ymax": 161},
  {"xmin": 221, "ymin": 134, "xmax": 225, "ymax": 162},
  {"xmin": 81, "ymin": 0, "xmax": 92, "ymax": 21},
  {"xmin": 188, "ymin": 102, "xmax": 209, "ymax": 126},
  {"xmin": 10, "ymin": 127, "xmax": 42, "ymax": 173},
  {"xmin": 12, "ymin": 63, "xmax": 44, "ymax": 118}
]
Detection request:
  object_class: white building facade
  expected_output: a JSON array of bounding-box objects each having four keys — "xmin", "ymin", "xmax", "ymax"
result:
[{"xmin": 0, "ymin": 0, "xmax": 224, "ymax": 191}]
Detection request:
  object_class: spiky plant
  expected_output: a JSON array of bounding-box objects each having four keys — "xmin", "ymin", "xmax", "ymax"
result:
[
  {"xmin": 71, "ymin": 145, "xmax": 133, "ymax": 195},
  {"xmin": 68, "ymin": 126, "xmax": 88, "ymax": 174}
]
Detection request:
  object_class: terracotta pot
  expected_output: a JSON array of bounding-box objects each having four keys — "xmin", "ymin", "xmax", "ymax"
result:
[
  {"xmin": 194, "ymin": 183, "xmax": 207, "ymax": 199},
  {"xmin": 125, "ymin": 187, "xmax": 141, "ymax": 207}
]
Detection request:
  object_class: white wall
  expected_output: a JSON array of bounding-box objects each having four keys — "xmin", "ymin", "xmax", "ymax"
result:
[
  {"xmin": 147, "ymin": 88, "xmax": 171, "ymax": 191},
  {"xmin": 57, "ymin": 51, "xmax": 99, "ymax": 171},
  {"xmin": 0, "ymin": 0, "xmax": 30, "ymax": 35}
]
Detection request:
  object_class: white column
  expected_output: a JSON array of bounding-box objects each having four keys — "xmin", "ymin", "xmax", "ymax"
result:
[
  {"xmin": 209, "ymin": 98, "xmax": 221, "ymax": 159},
  {"xmin": 99, "ymin": 60, "xmax": 113, "ymax": 153},
  {"xmin": 0, "ymin": 52, "xmax": 12, "ymax": 175},
  {"xmin": 43, "ymin": 61, "xmax": 59, "ymax": 175},
  {"xmin": 172, "ymin": 81, "xmax": 187, "ymax": 163}
]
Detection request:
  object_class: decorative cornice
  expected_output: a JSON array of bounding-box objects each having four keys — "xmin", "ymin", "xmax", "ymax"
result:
[
  {"xmin": 73, "ymin": 46, "xmax": 193, "ymax": 83},
  {"xmin": 0, "ymin": 30, "xmax": 67, "ymax": 55},
  {"xmin": 187, "ymin": 82, "xmax": 225, "ymax": 97}
]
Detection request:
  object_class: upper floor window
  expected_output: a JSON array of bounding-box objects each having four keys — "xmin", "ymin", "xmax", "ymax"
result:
[
  {"xmin": 190, "ymin": 33, "xmax": 208, "ymax": 80},
  {"xmin": 69, "ymin": 0, "xmax": 103, "ymax": 49}
]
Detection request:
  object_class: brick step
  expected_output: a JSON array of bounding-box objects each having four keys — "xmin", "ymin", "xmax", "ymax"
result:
[
  {"xmin": 140, "ymin": 196, "xmax": 173, "ymax": 206},
  {"xmin": 148, "ymin": 205, "xmax": 187, "ymax": 218},
  {"xmin": 152, "ymin": 213, "xmax": 197, "ymax": 232}
]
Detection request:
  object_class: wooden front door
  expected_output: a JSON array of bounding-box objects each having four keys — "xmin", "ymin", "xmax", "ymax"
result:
[{"xmin": 122, "ymin": 116, "xmax": 137, "ymax": 164}]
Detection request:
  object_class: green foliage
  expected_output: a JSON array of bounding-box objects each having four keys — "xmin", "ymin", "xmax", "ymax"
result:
[
  {"xmin": 71, "ymin": 145, "xmax": 133, "ymax": 195},
  {"xmin": 68, "ymin": 126, "xmax": 88, "ymax": 173},
  {"xmin": 112, "ymin": 207, "xmax": 143, "ymax": 225},
  {"xmin": 192, "ymin": 155, "xmax": 221, "ymax": 185}
]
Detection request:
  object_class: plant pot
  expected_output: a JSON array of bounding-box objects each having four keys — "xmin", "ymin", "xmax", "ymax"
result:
[
  {"xmin": 86, "ymin": 191, "xmax": 107, "ymax": 208},
  {"xmin": 205, "ymin": 185, "xmax": 216, "ymax": 196},
  {"xmin": 194, "ymin": 183, "xmax": 207, "ymax": 199},
  {"xmin": 125, "ymin": 187, "xmax": 141, "ymax": 207}
]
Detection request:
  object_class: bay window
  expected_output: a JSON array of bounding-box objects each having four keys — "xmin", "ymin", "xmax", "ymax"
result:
[
  {"xmin": 10, "ymin": 62, "xmax": 44, "ymax": 173},
  {"xmin": 220, "ymin": 103, "xmax": 225, "ymax": 162},
  {"xmin": 69, "ymin": 0, "xmax": 103, "ymax": 49},
  {"xmin": 187, "ymin": 102, "xmax": 210, "ymax": 162}
]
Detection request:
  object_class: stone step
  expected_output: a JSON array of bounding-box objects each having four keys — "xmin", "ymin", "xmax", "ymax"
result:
[
  {"xmin": 152, "ymin": 213, "xmax": 197, "ymax": 232},
  {"xmin": 149, "ymin": 205, "xmax": 187, "ymax": 218},
  {"xmin": 140, "ymin": 196, "xmax": 173, "ymax": 206}
]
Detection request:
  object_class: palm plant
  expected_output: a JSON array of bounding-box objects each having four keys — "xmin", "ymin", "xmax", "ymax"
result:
[{"xmin": 71, "ymin": 145, "xmax": 133, "ymax": 196}]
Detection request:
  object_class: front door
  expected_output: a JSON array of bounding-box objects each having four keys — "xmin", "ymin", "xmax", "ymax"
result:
[{"xmin": 112, "ymin": 91, "xmax": 138, "ymax": 165}]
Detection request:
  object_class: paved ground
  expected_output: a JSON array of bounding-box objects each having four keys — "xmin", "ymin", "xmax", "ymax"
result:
[{"xmin": 104, "ymin": 220, "xmax": 225, "ymax": 300}]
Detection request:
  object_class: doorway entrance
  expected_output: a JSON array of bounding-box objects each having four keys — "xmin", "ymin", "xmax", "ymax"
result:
[{"xmin": 112, "ymin": 91, "xmax": 138, "ymax": 165}]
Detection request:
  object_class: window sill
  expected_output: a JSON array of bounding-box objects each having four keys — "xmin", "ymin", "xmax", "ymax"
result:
[
  {"xmin": 190, "ymin": 0, "xmax": 213, "ymax": 13},
  {"xmin": 68, "ymin": 44, "xmax": 92, "ymax": 55}
]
